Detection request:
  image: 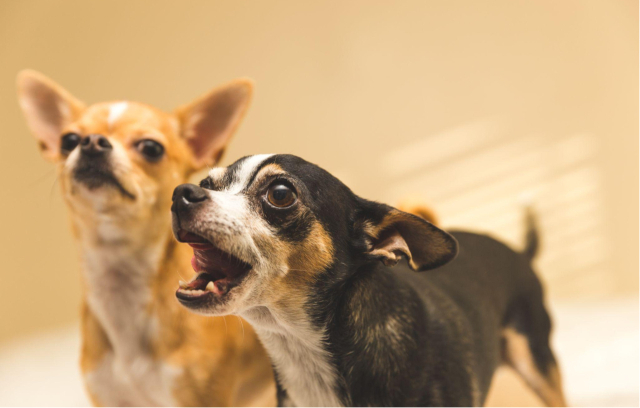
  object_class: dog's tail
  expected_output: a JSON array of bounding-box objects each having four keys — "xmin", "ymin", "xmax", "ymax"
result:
[
  {"xmin": 523, "ymin": 206, "xmax": 539, "ymax": 262},
  {"xmin": 396, "ymin": 199, "xmax": 439, "ymax": 226}
]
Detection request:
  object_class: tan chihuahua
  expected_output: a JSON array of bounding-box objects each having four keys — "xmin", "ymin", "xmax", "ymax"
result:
[{"xmin": 17, "ymin": 70, "xmax": 275, "ymax": 406}]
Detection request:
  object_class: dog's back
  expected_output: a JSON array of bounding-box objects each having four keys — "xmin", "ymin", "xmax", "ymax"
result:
[{"xmin": 392, "ymin": 213, "xmax": 566, "ymax": 406}]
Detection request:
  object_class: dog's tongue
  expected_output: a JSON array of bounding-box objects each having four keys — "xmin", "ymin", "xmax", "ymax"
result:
[{"xmin": 191, "ymin": 256, "xmax": 201, "ymax": 272}]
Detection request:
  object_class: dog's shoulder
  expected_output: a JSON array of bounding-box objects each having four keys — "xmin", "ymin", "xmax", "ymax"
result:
[
  {"xmin": 325, "ymin": 264, "xmax": 482, "ymax": 406},
  {"xmin": 323, "ymin": 266, "xmax": 428, "ymax": 405}
]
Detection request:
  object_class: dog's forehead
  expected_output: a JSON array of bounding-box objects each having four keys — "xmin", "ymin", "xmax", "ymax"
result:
[
  {"xmin": 207, "ymin": 154, "xmax": 348, "ymax": 199},
  {"xmin": 70, "ymin": 101, "xmax": 178, "ymax": 141},
  {"xmin": 208, "ymin": 154, "xmax": 275, "ymax": 193}
]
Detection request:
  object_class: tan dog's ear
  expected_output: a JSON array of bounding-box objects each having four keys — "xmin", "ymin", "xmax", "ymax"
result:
[
  {"xmin": 175, "ymin": 78, "xmax": 254, "ymax": 170},
  {"xmin": 359, "ymin": 199, "xmax": 457, "ymax": 271},
  {"xmin": 16, "ymin": 70, "xmax": 86, "ymax": 162}
]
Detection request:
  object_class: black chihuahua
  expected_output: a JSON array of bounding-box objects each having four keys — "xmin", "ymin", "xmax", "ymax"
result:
[{"xmin": 170, "ymin": 154, "xmax": 566, "ymax": 407}]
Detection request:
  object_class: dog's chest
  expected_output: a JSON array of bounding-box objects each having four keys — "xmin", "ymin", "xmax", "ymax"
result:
[
  {"xmin": 81, "ymin": 245, "xmax": 181, "ymax": 406},
  {"xmin": 250, "ymin": 312, "xmax": 343, "ymax": 407},
  {"xmin": 84, "ymin": 350, "xmax": 181, "ymax": 406},
  {"xmin": 83, "ymin": 247, "xmax": 156, "ymax": 355}
]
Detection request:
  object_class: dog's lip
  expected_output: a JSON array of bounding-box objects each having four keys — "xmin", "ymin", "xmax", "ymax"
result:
[
  {"xmin": 177, "ymin": 230, "xmax": 214, "ymax": 250},
  {"xmin": 72, "ymin": 165, "xmax": 135, "ymax": 200},
  {"xmin": 176, "ymin": 291, "xmax": 214, "ymax": 306}
]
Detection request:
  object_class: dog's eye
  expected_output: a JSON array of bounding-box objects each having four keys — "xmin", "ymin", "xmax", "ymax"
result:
[
  {"xmin": 267, "ymin": 183, "xmax": 297, "ymax": 208},
  {"xmin": 199, "ymin": 178, "xmax": 213, "ymax": 190},
  {"xmin": 60, "ymin": 132, "xmax": 81, "ymax": 154},
  {"xmin": 136, "ymin": 139, "xmax": 165, "ymax": 162}
]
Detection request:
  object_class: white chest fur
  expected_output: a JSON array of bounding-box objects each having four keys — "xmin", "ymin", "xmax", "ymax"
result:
[
  {"xmin": 84, "ymin": 350, "xmax": 180, "ymax": 406},
  {"xmin": 244, "ymin": 307, "xmax": 343, "ymax": 407},
  {"xmin": 81, "ymin": 238, "xmax": 181, "ymax": 406}
]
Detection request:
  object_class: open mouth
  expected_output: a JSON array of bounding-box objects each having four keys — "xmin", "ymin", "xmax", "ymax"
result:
[{"xmin": 175, "ymin": 230, "xmax": 252, "ymax": 306}]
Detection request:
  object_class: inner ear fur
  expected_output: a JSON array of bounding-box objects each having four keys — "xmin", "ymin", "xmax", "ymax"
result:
[
  {"xmin": 16, "ymin": 70, "xmax": 85, "ymax": 161},
  {"xmin": 366, "ymin": 207, "xmax": 458, "ymax": 271},
  {"xmin": 174, "ymin": 78, "xmax": 254, "ymax": 170}
]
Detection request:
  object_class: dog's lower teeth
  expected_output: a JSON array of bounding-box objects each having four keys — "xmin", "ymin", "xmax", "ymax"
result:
[{"xmin": 176, "ymin": 279, "xmax": 220, "ymax": 295}]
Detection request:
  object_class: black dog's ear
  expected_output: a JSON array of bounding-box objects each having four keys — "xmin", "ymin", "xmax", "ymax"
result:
[{"xmin": 358, "ymin": 200, "xmax": 458, "ymax": 271}]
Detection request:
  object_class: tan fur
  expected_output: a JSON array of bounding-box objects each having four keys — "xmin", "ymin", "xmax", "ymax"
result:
[
  {"xmin": 17, "ymin": 70, "xmax": 275, "ymax": 406},
  {"xmin": 502, "ymin": 328, "xmax": 568, "ymax": 407},
  {"xmin": 275, "ymin": 221, "xmax": 335, "ymax": 311}
]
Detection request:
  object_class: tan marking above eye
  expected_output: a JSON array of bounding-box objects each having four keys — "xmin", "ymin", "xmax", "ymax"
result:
[{"xmin": 267, "ymin": 184, "xmax": 296, "ymax": 207}]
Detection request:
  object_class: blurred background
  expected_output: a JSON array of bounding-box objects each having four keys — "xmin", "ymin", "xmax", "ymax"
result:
[{"xmin": 0, "ymin": 0, "xmax": 637, "ymax": 406}]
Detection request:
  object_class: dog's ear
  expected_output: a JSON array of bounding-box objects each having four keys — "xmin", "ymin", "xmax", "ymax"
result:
[
  {"xmin": 359, "ymin": 199, "xmax": 457, "ymax": 271},
  {"xmin": 175, "ymin": 78, "xmax": 254, "ymax": 170},
  {"xmin": 16, "ymin": 70, "xmax": 86, "ymax": 162}
]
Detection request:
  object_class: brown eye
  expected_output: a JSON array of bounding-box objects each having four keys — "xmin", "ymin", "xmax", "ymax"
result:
[
  {"xmin": 135, "ymin": 139, "xmax": 164, "ymax": 162},
  {"xmin": 267, "ymin": 184, "xmax": 296, "ymax": 208}
]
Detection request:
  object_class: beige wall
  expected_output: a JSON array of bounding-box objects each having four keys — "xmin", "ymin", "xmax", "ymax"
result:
[{"xmin": 0, "ymin": 0, "xmax": 637, "ymax": 344}]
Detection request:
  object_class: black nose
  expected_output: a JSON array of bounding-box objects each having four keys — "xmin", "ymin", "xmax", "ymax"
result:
[
  {"xmin": 80, "ymin": 134, "xmax": 112, "ymax": 157},
  {"xmin": 172, "ymin": 184, "xmax": 208, "ymax": 213}
]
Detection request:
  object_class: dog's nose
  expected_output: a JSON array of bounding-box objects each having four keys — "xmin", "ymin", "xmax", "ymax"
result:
[
  {"xmin": 80, "ymin": 134, "xmax": 112, "ymax": 157},
  {"xmin": 172, "ymin": 184, "xmax": 208, "ymax": 212}
]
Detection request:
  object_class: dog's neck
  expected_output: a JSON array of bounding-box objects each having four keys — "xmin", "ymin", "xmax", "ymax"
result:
[
  {"xmin": 75, "ymin": 212, "xmax": 176, "ymax": 359},
  {"xmin": 242, "ymin": 266, "xmax": 420, "ymax": 407},
  {"xmin": 242, "ymin": 304, "xmax": 344, "ymax": 407}
]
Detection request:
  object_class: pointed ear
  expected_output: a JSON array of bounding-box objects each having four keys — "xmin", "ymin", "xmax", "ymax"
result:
[
  {"xmin": 361, "ymin": 201, "xmax": 458, "ymax": 271},
  {"xmin": 16, "ymin": 70, "xmax": 85, "ymax": 162},
  {"xmin": 175, "ymin": 78, "xmax": 254, "ymax": 169}
]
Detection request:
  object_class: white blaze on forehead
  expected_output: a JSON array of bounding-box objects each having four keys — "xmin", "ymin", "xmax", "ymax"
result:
[
  {"xmin": 208, "ymin": 167, "xmax": 226, "ymax": 182},
  {"xmin": 107, "ymin": 102, "xmax": 129, "ymax": 128},
  {"xmin": 227, "ymin": 154, "xmax": 274, "ymax": 194}
]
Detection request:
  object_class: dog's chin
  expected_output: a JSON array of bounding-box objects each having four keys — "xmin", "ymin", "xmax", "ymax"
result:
[{"xmin": 176, "ymin": 294, "xmax": 240, "ymax": 316}]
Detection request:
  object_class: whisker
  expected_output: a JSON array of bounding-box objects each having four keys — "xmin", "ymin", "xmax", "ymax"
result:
[
  {"xmin": 49, "ymin": 173, "xmax": 61, "ymax": 206},
  {"xmin": 29, "ymin": 168, "xmax": 55, "ymax": 187},
  {"xmin": 237, "ymin": 316, "xmax": 245, "ymax": 343}
]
